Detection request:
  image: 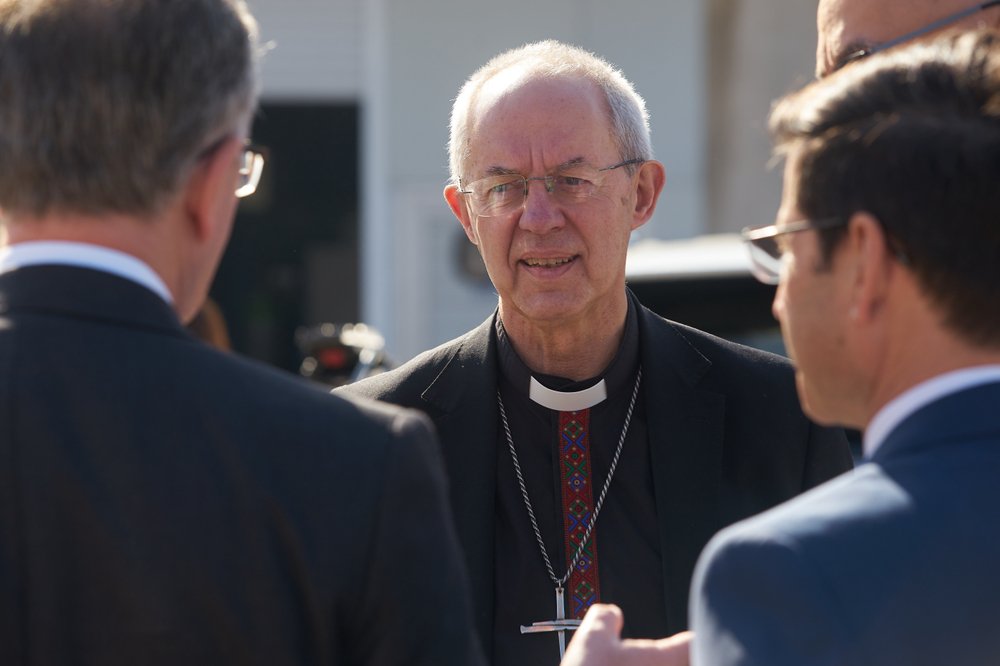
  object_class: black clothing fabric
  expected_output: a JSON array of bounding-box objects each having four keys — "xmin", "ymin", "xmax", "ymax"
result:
[
  {"xmin": 0, "ymin": 265, "xmax": 485, "ymax": 666},
  {"xmin": 339, "ymin": 290, "xmax": 854, "ymax": 662},
  {"xmin": 492, "ymin": 300, "xmax": 666, "ymax": 665}
]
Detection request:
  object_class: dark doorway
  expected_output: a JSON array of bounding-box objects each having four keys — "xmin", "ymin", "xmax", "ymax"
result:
[{"xmin": 210, "ymin": 102, "xmax": 359, "ymax": 373}]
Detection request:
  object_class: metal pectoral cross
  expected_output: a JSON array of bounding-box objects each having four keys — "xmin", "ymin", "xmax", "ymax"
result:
[{"xmin": 519, "ymin": 586, "xmax": 583, "ymax": 660}]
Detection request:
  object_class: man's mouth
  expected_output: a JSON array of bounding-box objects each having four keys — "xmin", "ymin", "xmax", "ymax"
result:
[{"xmin": 522, "ymin": 256, "xmax": 575, "ymax": 268}]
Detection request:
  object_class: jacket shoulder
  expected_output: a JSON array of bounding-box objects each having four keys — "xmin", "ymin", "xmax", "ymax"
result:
[
  {"xmin": 335, "ymin": 328, "xmax": 477, "ymax": 407},
  {"xmin": 640, "ymin": 306, "xmax": 794, "ymax": 385}
]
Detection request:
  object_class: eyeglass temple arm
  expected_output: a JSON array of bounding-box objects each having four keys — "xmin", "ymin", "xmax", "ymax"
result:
[{"xmin": 876, "ymin": 0, "xmax": 1000, "ymax": 53}]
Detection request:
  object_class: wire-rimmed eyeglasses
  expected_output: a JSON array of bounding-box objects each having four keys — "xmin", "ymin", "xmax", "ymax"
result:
[
  {"xmin": 199, "ymin": 137, "xmax": 267, "ymax": 199},
  {"xmin": 236, "ymin": 143, "xmax": 267, "ymax": 199},
  {"xmin": 836, "ymin": 0, "xmax": 1000, "ymax": 70},
  {"xmin": 740, "ymin": 218, "xmax": 846, "ymax": 285},
  {"xmin": 457, "ymin": 158, "xmax": 645, "ymax": 218}
]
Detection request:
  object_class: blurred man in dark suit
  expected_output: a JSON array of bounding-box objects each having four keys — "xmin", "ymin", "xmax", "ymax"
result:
[{"xmin": 0, "ymin": 2, "xmax": 481, "ymax": 664}]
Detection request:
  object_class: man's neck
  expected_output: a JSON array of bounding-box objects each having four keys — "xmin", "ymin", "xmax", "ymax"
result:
[
  {"xmin": 4, "ymin": 211, "xmax": 183, "ymax": 312},
  {"xmin": 499, "ymin": 298, "xmax": 628, "ymax": 381}
]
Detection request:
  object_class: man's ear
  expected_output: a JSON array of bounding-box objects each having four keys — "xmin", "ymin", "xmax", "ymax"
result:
[
  {"xmin": 444, "ymin": 183, "xmax": 478, "ymax": 245},
  {"xmin": 845, "ymin": 211, "xmax": 894, "ymax": 324},
  {"xmin": 183, "ymin": 137, "xmax": 243, "ymax": 241},
  {"xmin": 630, "ymin": 159, "xmax": 665, "ymax": 231}
]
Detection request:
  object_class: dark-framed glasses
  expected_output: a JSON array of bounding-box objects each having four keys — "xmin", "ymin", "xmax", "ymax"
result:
[
  {"xmin": 838, "ymin": 0, "xmax": 1000, "ymax": 69},
  {"xmin": 236, "ymin": 143, "xmax": 267, "ymax": 199},
  {"xmin": 457, "ymin": 158, "xmax": 645, "ymax": 218},
  {"xmin": 740, "ymin": 218, "xmax": 846, "ymax": 284}
]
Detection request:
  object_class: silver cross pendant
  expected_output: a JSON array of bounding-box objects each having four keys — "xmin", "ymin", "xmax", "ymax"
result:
[{"xmin": 519, "ymin": 586, "xmax": 583, "ymax": 660}]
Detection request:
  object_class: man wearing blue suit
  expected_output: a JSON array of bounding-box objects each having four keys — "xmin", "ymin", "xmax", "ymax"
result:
[
  {"xmin": 689, "ymin": 28, "xmax": 1000, "ymax": 665},
  {"xmin": 563, "ymin": 27, "xmax": 1000, "ymax": 666}
]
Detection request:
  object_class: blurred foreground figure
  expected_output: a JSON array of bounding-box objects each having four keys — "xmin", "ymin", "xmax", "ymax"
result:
[
  {"xmin": 565, "ymin": 28, "xmax": 1000, "ymax": 666},
  {"xmin": 0, "ymin": 1, "xmax": 482, "ymax": 664},
  {"xmin": 815, "ymin": 0, "xmax": 1000, "ymax": 76}
]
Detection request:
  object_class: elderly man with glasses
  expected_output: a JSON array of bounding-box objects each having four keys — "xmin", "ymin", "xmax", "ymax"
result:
[
  {"xmin": 339, "ymin": 39, "xmax": 851, "ymax": 666},
  {"xmin": 0, "ymin": 2, "xmax": 483, "ymax": 664}
]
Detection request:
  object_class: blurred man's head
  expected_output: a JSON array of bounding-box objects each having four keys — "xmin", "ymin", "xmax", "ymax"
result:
[
  {"xmin": 0, "ymin": 0, "xmax": 260, "ymax": 217},
  {"xmin": 756, "ymin": 30, "xmax": 1000, "ymax": 425},
  {"xmin": 0, "ymin": 0, "xmax": 262, "ymax": 320},
  {"xmin": 816, "ymin": 0, "xmax": 1000, "ymax": 76}
]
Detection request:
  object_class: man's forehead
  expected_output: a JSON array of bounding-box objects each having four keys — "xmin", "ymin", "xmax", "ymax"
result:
[
  {"xmin": 465, "ymin": 74, "xmax": 614, "ymax": 170},
  {"xmin": 473, "ymin": 71, "xmax": 602, "ymax": 121},
  {"xmin": 816, "ymin": 0, "xmax": 975, "ymax": 76}
]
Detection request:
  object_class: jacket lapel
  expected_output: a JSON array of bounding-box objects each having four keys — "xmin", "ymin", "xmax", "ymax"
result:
[{"xmin": 637, "ymin": 303, "xmax": 726, "ymax": 631}]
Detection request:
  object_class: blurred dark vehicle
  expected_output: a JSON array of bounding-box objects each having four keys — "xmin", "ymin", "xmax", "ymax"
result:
[
  {"xmin": 295, "ymin": 322, "xmax": 393, "ymax": 388},
  {"xmin": 627, "ymin": 234, "xmax": 783, "ymax": 354},
  {"xmin": 626, "ymin": 234, "xmax": 861, "ymax": 460}
]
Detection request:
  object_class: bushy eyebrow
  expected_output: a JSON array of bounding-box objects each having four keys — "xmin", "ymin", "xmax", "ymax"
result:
[
  {"xmin": 482, "ymin": 157, "xmax": 590, "ymax": 177},
  {"xmin": 483, "ymin": 166, "xmax": 521, "ymax": 176}
]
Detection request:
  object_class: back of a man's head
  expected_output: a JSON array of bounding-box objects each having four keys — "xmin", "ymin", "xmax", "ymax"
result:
[
  {"xmin": 771, "ymin": 29, "xmax": 1000, "ymax": 347},
  {"xmin": 0, "ymin": 0, "xmax": 259, "ymax": 219}
]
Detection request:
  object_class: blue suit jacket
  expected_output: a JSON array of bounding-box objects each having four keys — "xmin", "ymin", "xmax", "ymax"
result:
[{"xmin": 691, "ymin": 381, "xmax": 1000, "ymax": 665}]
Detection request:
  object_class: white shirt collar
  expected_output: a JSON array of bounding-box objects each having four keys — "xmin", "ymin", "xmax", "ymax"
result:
[
  {"xmin": 529, "ymin": 377, "xmax": 608, "ymax": 411},
  {"xmin": 863, "ymin": 365, "xmax": 1000, "ymax": 458},
  {"xmin": 0, "ymin": 241, "xmax": 173, "ymax": 304}
]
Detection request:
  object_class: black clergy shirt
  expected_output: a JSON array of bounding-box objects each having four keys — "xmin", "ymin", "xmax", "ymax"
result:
[{"xmin": 492, "ymin": 299, "xmax": 667, "ymax": 666}]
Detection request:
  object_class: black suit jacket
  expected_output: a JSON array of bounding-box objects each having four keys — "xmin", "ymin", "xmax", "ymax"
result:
[
  {"xmin": 0, "ymin": 265, "xmax": 484, "ymax": 666},
  {"xmin": 338, "ymin": 296, "xmax": 853, "ymax": 653}
]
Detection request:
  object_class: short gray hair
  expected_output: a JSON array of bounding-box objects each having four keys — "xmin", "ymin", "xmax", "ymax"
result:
[
  {"xmin": 0, "ymin": 0, "xmax": 261, "ymax": 217},
  {"xmin": 447, "ymin": 39, "xmax": 653, "ymax": 185}
]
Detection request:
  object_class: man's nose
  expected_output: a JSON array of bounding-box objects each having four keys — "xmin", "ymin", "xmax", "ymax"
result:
[
  {"xmin": 518, "ymin": 177, "xmax": 564, "ymax": 233},
  {"xmin": 772, "ymin": 280, "xmax": 786, "ymax": 321}
]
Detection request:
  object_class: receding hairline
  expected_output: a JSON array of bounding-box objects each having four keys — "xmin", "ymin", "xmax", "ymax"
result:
[{"xmin": 449, "ymin": 41, "xmax": 646, "ymax": 183}]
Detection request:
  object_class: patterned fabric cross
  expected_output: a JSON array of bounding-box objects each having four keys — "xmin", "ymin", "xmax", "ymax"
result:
[{"xmin": 558, "ymin": 408, "xmax": 600, "ymax": 618}]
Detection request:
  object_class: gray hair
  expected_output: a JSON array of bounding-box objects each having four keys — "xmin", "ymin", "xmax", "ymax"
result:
[
  {"xmin": 447, "ymin": 39, "xmax": 653, "ymax": 185},
  {"xmin": 0, "ymin": 0, "xmax": 261, "ymax": 217}
]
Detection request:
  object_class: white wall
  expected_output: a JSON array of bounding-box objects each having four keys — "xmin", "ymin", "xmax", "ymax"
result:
[
  {"xmin": 247, "ymin": 0, "xmax": 362, "ymax": 99},
  {"xmin": 706, "ymin": 1, "xmax": 818, "ymax": 235}
]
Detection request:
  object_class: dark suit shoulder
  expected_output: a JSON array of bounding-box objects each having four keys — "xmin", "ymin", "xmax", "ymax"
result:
[
  {"xmin": 336, "ymin": 325, "xmax": 484, "ymax": 408},
  {"xmin": 186, "ymin": 338, "xmax": 435, "ymax": 448},
  {"xmin": 655, "ymin": 314, "xmax": 794, "ymax": 384},
  {"xmin": 638, "ymin": 304, "xmax": 853, "ymax": 500}
]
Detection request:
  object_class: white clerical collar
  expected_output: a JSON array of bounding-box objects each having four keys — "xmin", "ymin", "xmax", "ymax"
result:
[
  {"xmin": 0, "ymin": 241, "xmax": 173, "ymax": 304},
  {"xmin": 529, "ymin": 377, "xmax": 607, "ymax": 411},
  {"xmin": 863, "ymin": 365, "xmax": 1000, "ymax": 458}
]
